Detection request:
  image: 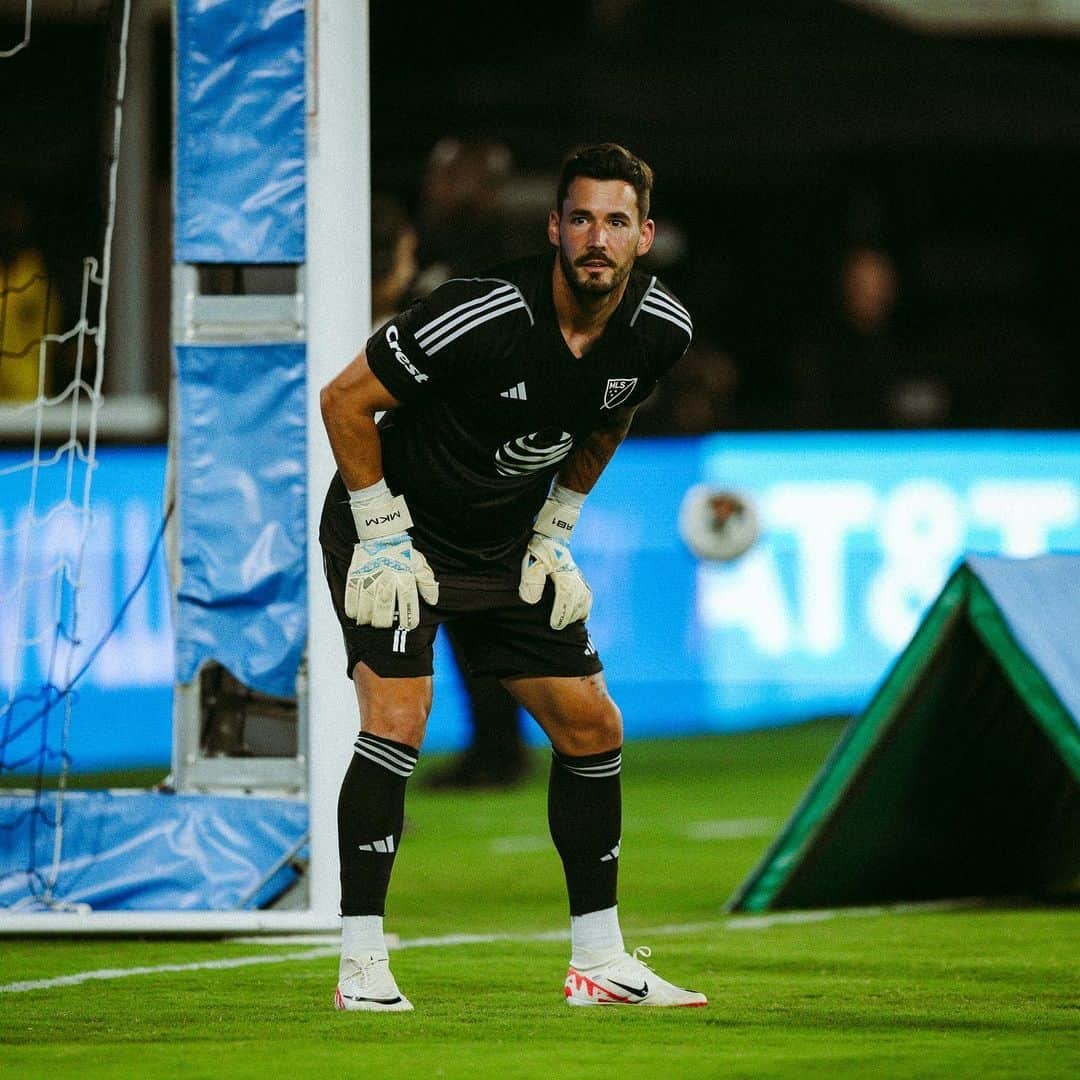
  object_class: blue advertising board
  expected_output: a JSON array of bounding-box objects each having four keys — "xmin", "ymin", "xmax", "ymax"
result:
[
  {"xmin": 2, "ymin": 433, "xmax": 1079, "ymax": 771},
  {"xmin": 1, "ymin": 448, "xmax": 174, "ymax": 773},
  {"xmin": 583, "ymin": 431, "xmax": 1080, "ymax": 733}
]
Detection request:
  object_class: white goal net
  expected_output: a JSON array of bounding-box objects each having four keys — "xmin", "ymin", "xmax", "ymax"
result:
[
  {"xmin": 0, "ymin": 0, "xmax": 131, "ymax": 909},
  {"xmin": 2, "ymin": 0, "xmax": 367, "ymax": 931}
]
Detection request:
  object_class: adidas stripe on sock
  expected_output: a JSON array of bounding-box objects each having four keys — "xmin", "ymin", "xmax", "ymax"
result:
[
  {"xmin": 353, "ymin": 731, "xmax": 418, "ymax": 778},
  {"xmin": 338, "ymin": 732, "xmax": 418, "ymax": 916},
  {"xmin": 548, "ymin": 746, "xmax": 622, "ymax": 917}
]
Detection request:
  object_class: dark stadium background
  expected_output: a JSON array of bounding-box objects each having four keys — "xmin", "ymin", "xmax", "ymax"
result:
[
  {"xmin": 2, "ymin": 0, "xmax": 1078, "ymax": 436},
  {"xmin": 369, "ymin": 0, "xmax": 1080, "ymax": 431}
]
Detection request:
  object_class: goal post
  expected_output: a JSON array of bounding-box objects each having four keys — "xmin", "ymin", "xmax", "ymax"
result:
[
  {"xmin": 304, "ymin": 0, "xmax": 372, "ymax": 927},
  {"xmin": 0, "ymin": 0, "xmax": 369, "ymax": 933},
  {"xmin": 161, "ymin": 0, "xmax": 369, "ymax": 932}
]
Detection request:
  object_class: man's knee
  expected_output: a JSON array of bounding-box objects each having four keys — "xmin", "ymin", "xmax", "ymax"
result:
[
  {"xmin": 352, "ymin": 664, "xmax": 431, "ymax": 749},
  {"xmin": 361, "ymin": 701, "xmax": 429, "ymax": 748},
  {"xmin": 557, "ymin": 696, "xmax": 623, "ymax": 757}
]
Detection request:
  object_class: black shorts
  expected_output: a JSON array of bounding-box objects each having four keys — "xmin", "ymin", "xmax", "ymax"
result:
[{"xmin": 321, "ymin": 546, "xmax": 604, "ymax": 680}]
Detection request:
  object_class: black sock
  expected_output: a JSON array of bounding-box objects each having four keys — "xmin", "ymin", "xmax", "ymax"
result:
[
  {"xmin": 338, "ymin": 731, "xmax": 418, "ymax": 916},
  {"xmin": 548, "ymin": 746, "xmax": 622, "ymax": 916}
]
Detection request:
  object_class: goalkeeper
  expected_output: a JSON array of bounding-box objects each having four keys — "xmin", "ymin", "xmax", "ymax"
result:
[{"xmin": 319, "ymin": 143, "xmax": 706, "ymax": 1011}]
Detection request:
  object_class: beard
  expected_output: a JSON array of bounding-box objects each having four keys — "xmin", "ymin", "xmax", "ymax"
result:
[{"xmin": 558, "ymin": 246, "xmax": 632, "ymax": 300}]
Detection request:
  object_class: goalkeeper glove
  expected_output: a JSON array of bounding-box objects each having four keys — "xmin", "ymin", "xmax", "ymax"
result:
[
  {"xmin": 519, "ymin": 488, "xmax": 592, "ymax": 631},
  {"xmin": 345, "ymin": 486, "xmax": 438, "ymax": 631}
]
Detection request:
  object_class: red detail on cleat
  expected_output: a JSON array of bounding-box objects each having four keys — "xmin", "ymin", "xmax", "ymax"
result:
[
  {"xmin": 334, "ymin": 986, "xmax": 344, "ymax": 1010},
  {"xmin": 566, "ymin": 967, "xmax": 633, "ymax": 1004}
]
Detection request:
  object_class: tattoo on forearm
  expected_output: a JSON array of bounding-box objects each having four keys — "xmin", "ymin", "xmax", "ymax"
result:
[{"xmin": 558, "ymin": 407, "xmax": 636, "ymax": 494}]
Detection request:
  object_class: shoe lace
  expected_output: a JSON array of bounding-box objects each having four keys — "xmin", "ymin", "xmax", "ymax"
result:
[
  {"xmin": 631, "ymin": 945, "xmax": 653, "ymax": 969},
  {"xmin": 342, "ymin": 954, "xmax": 389, "ymax": 984}
]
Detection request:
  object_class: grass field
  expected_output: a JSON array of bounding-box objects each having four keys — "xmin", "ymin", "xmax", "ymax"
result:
[{"xmin": 2, "ymin": 719, "xmax": 1078, "ymax": 1079}]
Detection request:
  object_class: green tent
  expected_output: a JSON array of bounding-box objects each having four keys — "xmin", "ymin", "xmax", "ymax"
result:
[{"xmin": 729, "ymin": 556, "xmax": 1080, "ymax": 913}]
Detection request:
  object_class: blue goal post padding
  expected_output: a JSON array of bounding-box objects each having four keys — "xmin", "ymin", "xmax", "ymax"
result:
[
  {"xmin": 174, "ymin": 343, "xmax": 308, "ymax": 698},
  {"xmin": 174, "ymin": 0, "xmax": 306, "ymax": 263},
  {"xmin": 0, "ymin": 792, "xmax": 306, "ymax": 911}
]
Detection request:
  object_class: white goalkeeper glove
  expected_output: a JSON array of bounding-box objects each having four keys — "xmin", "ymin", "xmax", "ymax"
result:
[
  {"xmin": 519, "ymin": 487, "xmax": 592, "ymax": 631},
  {"xmin": 345, "ymin": 485, "xmax": 438, "ymax": 631}
]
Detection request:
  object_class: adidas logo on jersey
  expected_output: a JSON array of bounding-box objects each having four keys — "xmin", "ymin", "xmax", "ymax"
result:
[
  {"xmin": 358, "ymin": 834, "xmax": 396, "ymax": 854},
  {"xmin": 500, "ymin": 381, "xmax": 527, "ymax": 401}
]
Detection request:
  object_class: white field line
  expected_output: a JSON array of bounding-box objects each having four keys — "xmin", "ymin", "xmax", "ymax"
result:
[
  {"xmin": 725, "ymin": 898, "xmax": 985, "ymax": 930},
  {"xmin": 0, "ymin": 946, "xmax": 338, "ymax": 994},
  {"xmin": 490, "ymin": 836, "xmax": 549, "ymax": 854},
  {"xmin": 228, "ymin": 933, "xmax": 369, "ymax": 947},
  {"xmin": 687, "ymin": 818, "xmax": 779, "ymax": 840},
  {"xmin": 490, "ymin": 819, "xmax": 780, "ymax": 855},
  {"xmin": 0, "ymin": 901, "xmax": 985, "ymax": 994}
]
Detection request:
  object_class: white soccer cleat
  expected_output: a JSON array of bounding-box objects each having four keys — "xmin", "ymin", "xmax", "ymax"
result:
[
  {"xmin": 334, "ymin": 953, "xmax": 414, "ymax": 1012},
  {"xmin": 564, "ymin": 946, "xmax": 707, "ymax": 1008}
]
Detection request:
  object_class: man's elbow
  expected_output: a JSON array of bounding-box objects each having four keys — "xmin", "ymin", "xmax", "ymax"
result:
[{"xmin": 319, "ymin": 379, "xmax": 342, "ymax": 425}]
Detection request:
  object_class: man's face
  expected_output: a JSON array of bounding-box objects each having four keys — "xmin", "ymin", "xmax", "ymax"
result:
[{"xmin": 548, "ymin": 177, "xmax": 655, "ymax": 299}]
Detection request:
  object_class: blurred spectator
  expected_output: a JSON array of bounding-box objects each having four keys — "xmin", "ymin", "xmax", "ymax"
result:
[
  {"xmin": 0, "ymin": 191, "xmax": 61, "ymax": 402},
  {"xmin": 789, "ymin": 245, "xmax": 949, "ymax": 429},
  {"xmin": 371, "ymin": 195, "xmax": 419, "ymax": 326},
  {"xmin": 414, "ymin": 137, "xmax": 526, "ymax": 293},
  {"xmin": 632, "ymin": 339, "xmax": 740, "ymax": 435},
  {"xmin": 912, "ymin": 235, "xmax": 1067, "ymax": 428},
  {"xmin": 372, "ymin": 192, "xmax": 531, "ymax": 789}
]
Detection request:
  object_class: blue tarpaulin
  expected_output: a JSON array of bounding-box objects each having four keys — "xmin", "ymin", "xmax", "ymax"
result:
[
  {"xmin": 174, "ymin": 0, "xmax": 306, "ymax": 263},
  {"xmin": 0, "ymin": 792, "xmax": 307, "ymax": 910},
  {"xmin": 174, "ymin": 343, "xmax": 307, "ymax": 697},
  {"xmin": 967, "ymin": 555, "xmax": 1080, "ymax": 729}
]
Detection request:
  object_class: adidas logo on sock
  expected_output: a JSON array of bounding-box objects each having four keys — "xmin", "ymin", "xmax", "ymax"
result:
[
  {"xmin": 358, "ymin": 834, "xmax": 396, "ymax": 853},
  {"xmin": 600, "ymin": 841, "xmax": 620, "ymax": 863},
  {"xmin": 500, "ymin": 381, "xmax": 527, "ymax": 401}
]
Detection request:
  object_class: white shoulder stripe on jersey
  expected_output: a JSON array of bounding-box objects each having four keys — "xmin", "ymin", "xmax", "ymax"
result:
[
  {"xmin": 640, "ymin": 301, "xmax": 693, "ymax": 338},
  {"xmin": 630, "ymin": 277, "xmax": 693, "ymax": 335},
  {"xmin": 416, "ymin": 283, "xmax": 514, "ymax": 342},
  {"xmin": 416, "ymin": 277, "xmax": 533, "ymax": 340},
  {"xmin": 438, "ymin": 275, "xmax": 535, "ymax": 324},
  {"xmin": 417, "ymin": 291, "xmax": 522, "ymax": 351},
  {"xmin": 629, "ymin": 275, "xmax": 658, "ymax": 326},
  {"xmin": 646, "ymin": 288, "xmax": 692, "ymax": 324},
  {"xmin": 425, "ymin": 299, "xmax": 528, "ymax": 355}
]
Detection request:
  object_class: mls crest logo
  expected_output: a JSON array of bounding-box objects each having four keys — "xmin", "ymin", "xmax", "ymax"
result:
[{"xmin": 602, "ymin": 377, "xmax": 638, "ymax": 409}]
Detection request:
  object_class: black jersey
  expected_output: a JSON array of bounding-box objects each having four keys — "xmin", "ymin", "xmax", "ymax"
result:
[{"xmin": 321, "ymin": 253, "xmax": 692, "ymax": 585}]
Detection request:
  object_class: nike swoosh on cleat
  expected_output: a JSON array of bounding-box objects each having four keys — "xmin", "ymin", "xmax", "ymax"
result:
[
  {"xmin": 340, "ymin": 993, "xmax": 404, "ymax": 1005},
  {"xmin": 609, "ymin": 979, "xmax": 649, "ymax": 998}
]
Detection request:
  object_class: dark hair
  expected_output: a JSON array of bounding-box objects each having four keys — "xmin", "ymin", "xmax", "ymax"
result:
[
  {"xmin": 555, "ymin": 143, "xmax": 654, "ymax": 221},
  {"xmin": 371, "ymin": 194, "xmax": 413, "ymax": 280}
]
